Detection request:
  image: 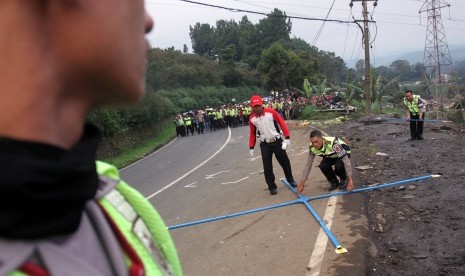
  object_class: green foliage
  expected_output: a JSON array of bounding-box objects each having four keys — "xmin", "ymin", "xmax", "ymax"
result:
[
  {"xmin": 303, "ymin": 79, "xmax": 311, "ymax": 97},
  {"xmin": 88, "ymin": 109, "xmax": 123, "ymax": 137},
  {"xmin": 299, "ymin": 105, "xmax": 349, "ymax": 121},
  {"xmin": 101, "ymin": 122, "xmax": 176, "ymax": 168},
  {"xmin": 189, "ymin": 23, "xmax": 214, "ymax": 57},
  {"xmin": 159, "ymin": 86, "xmax": 259, "ymax": 112}
]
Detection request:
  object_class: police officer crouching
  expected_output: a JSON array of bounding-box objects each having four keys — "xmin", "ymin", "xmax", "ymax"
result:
[
  {"xmin": 297, "ymin": 130, "xmax": 355, "ymax": 194},
  {"xmin": 404, "ymin": 90, "xmax": 427, "ymax": 140}
]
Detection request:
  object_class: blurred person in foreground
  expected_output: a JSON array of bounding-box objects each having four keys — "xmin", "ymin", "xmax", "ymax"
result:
[
  {"xmin": 296, "ymin": 130, "xmax": 354, "ymax": 195},
  {"xmin": 0, "ymin": 1, "xmax": 181, "ymax": 275}
]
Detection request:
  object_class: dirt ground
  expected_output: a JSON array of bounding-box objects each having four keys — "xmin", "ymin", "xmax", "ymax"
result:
[{"xmin": 323, "ymin": 114, "xmax": 465, "ymax": 275}]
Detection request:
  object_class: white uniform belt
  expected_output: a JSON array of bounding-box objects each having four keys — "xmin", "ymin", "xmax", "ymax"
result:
[{"xmin": 261, "ymin": 136, "xmax": 281, "ymax": 143}]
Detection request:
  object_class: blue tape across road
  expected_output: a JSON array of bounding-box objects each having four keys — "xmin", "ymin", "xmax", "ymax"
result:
[{"xmin": 168, "ymin": 174, "xmax": 440, "ymax": 252}]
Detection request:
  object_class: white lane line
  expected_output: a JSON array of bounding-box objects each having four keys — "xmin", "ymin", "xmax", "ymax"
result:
[
  {"xmin": 249, "ymin": 170, "xmax": 264, "ymax": 175},
  {"xmin": 184, "ymin": 182, "xmax": 197, "ymax": 188},
  {"xmin": 205, "ymin": 170, "xmax": 231, "ymax": 179},
  {"xmin": 220, "ymin": 176, "xmax": 249, "ymax": 185},
  {"xmin": 292, "ymin": 150, "xmax": 308, "ymax": 156},
  {"xmin": 146, "ymin": 128, "xmax": 232, "ymax": 199},
  {"xmin": 248, "ymin": 155, "xmax": 261, "ymax": 161},
  {"xmin": 120, "ymin": 138, "xmax": 178, "ymax": 172},
  {"xmin": 306, "ymin": 196, "xmax": 338, "ymax": 276}
]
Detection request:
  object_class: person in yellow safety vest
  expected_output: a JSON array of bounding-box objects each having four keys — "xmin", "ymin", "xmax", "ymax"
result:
[
  {"xmin": 183, "ymin": 114, "xmax": 194, "ymax": 136},
  {"xmin": 206, "ymin": 107, "xmax": 216, "ymax": 132},
  {"xmin": 243, "ymin": 104, "xmax": 251, "ymax": 124},
  {"xmin": 296, "ymin": 130, "xmax": 355, "ymax": 194},
  {"xmin": 224, "ymin": 106, "xmax": 232, "ymax": 127},
  {"xmin": 231, "ymin": 106, "xmax": 238, "ymax": 127},
  {"xmin": 404, "ymin": 90, "xmax": 427, "ymax": 140},
  {"xmin": 277, "ymin": 100, "xmax": 284, "ymax": 118},
  {"xmin": 215, "ymin": 108, "xmax": 224, "ymax": 129},
  {"xmin": 174, "ymin": 114, "xmax": 185, "ymax": 137},
  {"xmin": 0, "ymin": 1, "xmax": 182, "ymax": 275}
]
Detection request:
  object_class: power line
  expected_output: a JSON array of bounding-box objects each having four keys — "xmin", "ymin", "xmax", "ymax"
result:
[
  {"xmin": 312, "ymin": 0, "xmax": 337, "ymax": 46},
  {"xmin": 178, "ymin": 0, "xmax": 361, "ymax": 24}
]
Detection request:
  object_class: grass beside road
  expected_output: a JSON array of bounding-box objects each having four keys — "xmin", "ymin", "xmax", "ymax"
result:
[{"xmin": 103, "ymin": 125, "xmax": 176, "ymax": 169}]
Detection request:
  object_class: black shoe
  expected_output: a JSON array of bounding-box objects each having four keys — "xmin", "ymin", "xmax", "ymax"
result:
[
  {"xmin": 289, "ymin": 180, "xmax": 298, "ymax": 188},
  {"xmin": 417, "ymin": 136, "xmax": 423, "ymax": 140},
  {"xmin": 328, "ymin": 184, "xmax": 339, "ymax": 191},
  {"xmin": 408, "ymin": 137, "xmax": 415, "ymax": 141},
  {"xmin": 270, "ymin": 188, "xmax": 278, "ymax": 195},
  {"xmin": 339, "ymin": 179, "xmax": 347, "ymax": 190}
]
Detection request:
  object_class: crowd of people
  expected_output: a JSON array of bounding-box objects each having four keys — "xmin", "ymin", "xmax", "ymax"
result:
[
  {"xmin": 173, "ymin": 96, "xmax": 307, "ymax": 137},
  {"xmin": 310, "ymin": 92, "xmax": 343, "ymax": 109}
]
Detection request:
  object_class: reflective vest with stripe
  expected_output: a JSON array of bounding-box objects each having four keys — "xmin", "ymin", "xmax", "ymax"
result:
[
  {"xmin": 9, "ymin": 161, "xmax": 182, "ymax": 276},
  {"xmin": 310, "ymin": 136, "xmax": 350, "ymax": 158},
  {"xmin": 404, "ymin": 95, "xmax": 422, "ymax": 115}
]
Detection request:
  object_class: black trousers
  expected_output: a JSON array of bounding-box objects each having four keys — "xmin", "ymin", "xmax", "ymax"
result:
[
  {"xmin": 260, "ymin": 139, "xmax": 295, "ymax": 190},
  {"xmin": 319, "ymin": 156, "xmax": 349, "ymax": 185},
  {"xmin": 410, "ymin": 113, "xmax": 424, "ymax": 139}
]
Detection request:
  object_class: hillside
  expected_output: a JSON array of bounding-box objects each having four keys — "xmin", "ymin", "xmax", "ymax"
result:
[{"xmin": 346, "ymin": 44, "xmax": 465, "ymax": 67}]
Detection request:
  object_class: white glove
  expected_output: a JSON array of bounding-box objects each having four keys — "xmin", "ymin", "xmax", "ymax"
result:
[
  {"xmin": 249, "ymin": 149, "xmax": 254, "ymax": 157},
  {"xmin": 282, "ymin": 139, "xmax": 290, "ymax": 150}
]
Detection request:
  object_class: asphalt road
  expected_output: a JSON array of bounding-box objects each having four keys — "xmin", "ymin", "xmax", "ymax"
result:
[{"xmin": 119, "ymin": 124, "xmax": 368, "ymax": 275}]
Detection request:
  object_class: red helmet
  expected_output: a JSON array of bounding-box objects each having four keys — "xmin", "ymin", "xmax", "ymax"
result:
[{"xmin": 250, "ymin": 95, "xmax": 263, "ymax": 107}]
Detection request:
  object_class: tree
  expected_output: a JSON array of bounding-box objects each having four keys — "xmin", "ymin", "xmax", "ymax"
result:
[
  {"xmin": 214, "ymin": 20, "xmax": 240, "ymax": 61},
  {"xmin": 257, "ymin": 43, "xmax": 291, "ymax": 91},
  {"xmin": 189, "ymin": 23, "xmax": 214, "ymax": 57},
  {"xmin": 389, "ymin": 60, "xmax": 412, "ymax": 81},
  {"xmin": 355, "ymin": 59, "xmax": 365, "ymax": 77},
  {"xmin": 372, "ymin": 75, "xmax": 400, "ymax": 112},
  {"xmin": 256, "ymin": 9, "xmax": 291, "ymax": 47},
  {"xmin": 317, "ymin": 50, "xmax": 347, "ymax": 83}
]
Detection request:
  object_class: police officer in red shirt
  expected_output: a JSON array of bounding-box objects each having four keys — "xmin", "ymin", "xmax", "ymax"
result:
[{"xmin": 248, "ymin": 95, "xmax": 297, "ymax": 195}]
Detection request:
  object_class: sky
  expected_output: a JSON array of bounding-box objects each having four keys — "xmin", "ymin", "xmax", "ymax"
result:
[{"xmin": 145, "ymin": 0, "xmax": 465, "ymax": 67}]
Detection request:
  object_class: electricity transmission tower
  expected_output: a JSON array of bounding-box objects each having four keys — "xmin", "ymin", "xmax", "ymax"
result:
[{"xmin": 419, "ymin": 0, "xmax": 463, "ymax": 120}]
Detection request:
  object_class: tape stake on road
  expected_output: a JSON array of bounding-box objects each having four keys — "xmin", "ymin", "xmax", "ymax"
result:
[
  {"xmin": 281, "ymin": 178, "xmax": 347, "ymax": 255},
  {"xmin": 168, "ymin": 199, "xmax": 300, "ymax": 230},
  {"xmin": 387, "ymin": 118, "xmax": 452, "ymax": 123},
  {"xmin": 301, "ymin": 199, "xmax": 347, "ymax": 254},
  {"xmin": 308, "ymin": 174, "xmax": 442, "ymax": 202}
]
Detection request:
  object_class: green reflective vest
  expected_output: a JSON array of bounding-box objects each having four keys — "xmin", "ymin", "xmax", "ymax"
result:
[
  {"xmin": 310, "ymin": 136, "xmax": 350, "ymax": 158},
  {"xmin": 97, "ymin": 162, "xmax": 182, "ymax": 276},
  {"xmin": 9, "ymin": 162, "xmax": 183, "ymax": 276},
  {"xmin": 183, "ymin": 117, "xmax": 192, "ymax": 126},
  {"xmin": 404, "ymin": 95, "xmax": 422, "ymax": 115}
]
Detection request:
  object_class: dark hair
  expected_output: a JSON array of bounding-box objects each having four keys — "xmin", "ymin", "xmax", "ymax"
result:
[
  {"xmin": 405, "ymin": 90, "xmax": 413, "ymax": 94},
  {"xmin": 310, "ymin": 130, "xmax": 322, "ymax": 138}
]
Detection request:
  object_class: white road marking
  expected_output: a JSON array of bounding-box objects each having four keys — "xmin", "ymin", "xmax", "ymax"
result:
[
  {"xmin": 220, "ymin": 176, "xmax": 249, "ymax": 185},
  {"xmin": 248, "ymin": 155, "xmax": 261, "ymax": 161},
  {"xmin": 146, "ymin": 128, "xmax": 232, "ymax": 199},
  {"xmin": 237, "ymin": 136, "xmax": 244, "ymax": 139},
  {"xmin": 292, "ymin": 150, "xmax": 308, "ymax": 156},
  {"xmin": 184, "ymin": 182, "xmax": 197, "ymax": 188},
  {"xmin": 249, "ymin": 170, "xmax": 264, "ymax": 175},
  {"xmin": 205, "ymin": 170, "xmax": 231, "ymax": 179},
  {"xmin": 306, "ymin": 196, "xmax": 338, "ymax": 276},
  {"xmin": 120, "ymin": 138, "xmax": 177, "ymax": 171}
]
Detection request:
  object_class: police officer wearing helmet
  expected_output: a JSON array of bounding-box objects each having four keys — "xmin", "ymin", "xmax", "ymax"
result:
[
  {"xmin": 296, "ymin": 130, "xmax": 355, "ymax": 194},
  {"xmin": 248, "ymin": 95, "xmax": 298, "ymax": 195}
]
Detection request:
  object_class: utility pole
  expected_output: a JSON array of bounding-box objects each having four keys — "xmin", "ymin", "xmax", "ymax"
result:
[{"xmin": 350, "ymin": 0, "xmax": 377, "ymax": 115}]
